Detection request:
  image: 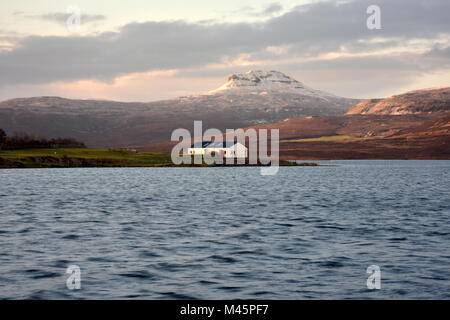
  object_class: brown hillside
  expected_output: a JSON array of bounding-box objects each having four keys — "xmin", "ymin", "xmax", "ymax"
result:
[{"xmin": 347, "ymin": 87, "xmax": 450, "ymax": 115}]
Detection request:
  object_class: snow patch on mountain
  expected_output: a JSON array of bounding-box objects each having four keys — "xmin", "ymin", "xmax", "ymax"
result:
[{"xmin": 207, "ymin": 70, "xmax": 338, "ymax": 101}]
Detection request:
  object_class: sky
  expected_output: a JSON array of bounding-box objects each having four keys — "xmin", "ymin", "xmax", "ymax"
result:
[{"xmin": 0, "ymin": 0, "xmax": 449, "ymax": 101}]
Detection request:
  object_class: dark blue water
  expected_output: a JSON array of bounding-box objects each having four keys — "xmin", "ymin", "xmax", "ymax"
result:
[{"xmin": 0, "ymin": 160, "xmax": 449, "ymax": 299}]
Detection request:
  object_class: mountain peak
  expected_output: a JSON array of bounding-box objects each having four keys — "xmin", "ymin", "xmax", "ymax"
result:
[
  {"xmin": 229, "ymin": 70, "xmax": 298, "ymax": 82},
  {"xmin": 210, "ymin": 70, "xmax": 305, "ymax": 93},
  {"xmin": 207, "ymin": 70, "xmax": 341, "ymax": 100}
]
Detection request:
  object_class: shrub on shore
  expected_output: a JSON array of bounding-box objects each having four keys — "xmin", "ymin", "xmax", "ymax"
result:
[{"xmin": 0, "ymin": 129, "xmax": 85, "ymax": 150}]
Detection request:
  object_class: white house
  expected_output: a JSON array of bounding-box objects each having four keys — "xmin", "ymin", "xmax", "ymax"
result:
[{"xmin": 188, "ymin": 141, "xmax": 247, "ymax": 158}]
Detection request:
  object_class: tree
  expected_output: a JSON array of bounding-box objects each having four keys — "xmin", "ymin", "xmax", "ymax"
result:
[{"xmin": 0, "ymin": 128, "xmax": 6, "ymax": 148}]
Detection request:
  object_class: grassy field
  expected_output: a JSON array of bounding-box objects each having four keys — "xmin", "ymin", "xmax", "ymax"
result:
[
  {"xmin": 0, "ymin": 148, "xmax": 318, "ymax": 168},
  {"xmin": 0, "ymin": 148, "xmax": 175, "ymax": 168},
  {"xmin": 0, "ymin": 148, "xmax": 167, "ymax": 159},
  {"xmin": 283, "ymin": 135, "xmax": 354, "ymax": 142}
]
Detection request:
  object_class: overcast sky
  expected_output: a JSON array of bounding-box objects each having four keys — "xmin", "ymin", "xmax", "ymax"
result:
[{"xmin": 0, "ymin": 0, "xmax": 449, "ymax": 101}]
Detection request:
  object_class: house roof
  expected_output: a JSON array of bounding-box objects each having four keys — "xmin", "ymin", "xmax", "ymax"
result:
[
  {"xmin": 190, "ymin": 141, "xmax": 238, "ymax": 148},
  {"xmin": 190, "ymin": 141, "xmax": 212, "ymax": 148}
]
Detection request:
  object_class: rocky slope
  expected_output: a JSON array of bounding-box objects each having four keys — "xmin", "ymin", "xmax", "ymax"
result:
[
  {"xmin": 0, "ymin": 70, "xmax": 358, "ymax": 147},
  {"xmin": 347, "ymin": 87, "xmax": 450, "ymax": 115},
  {"xmin": 142, "ymin": 111, "xmax": 450, "ymax": 160},
  {"xmin": 141, "ymin": 114, "xmax": 436, "ymax": 152}
]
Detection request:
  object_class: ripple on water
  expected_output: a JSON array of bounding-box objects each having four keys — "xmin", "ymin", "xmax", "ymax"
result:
[{"xmin": 0, "ymin": 161, "xmax": 449, "ymax": 299}]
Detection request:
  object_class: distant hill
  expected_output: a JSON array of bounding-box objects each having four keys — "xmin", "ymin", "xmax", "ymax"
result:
[
  {"xmin": 141, "ymin": 114, "xmax": 435, "ymax": 152},
  {"xmin": 383, "ymin": 112, "xmax": 450, "ymax": 138},
  {"xmin": 0, "ymin": 70, "xmax": 358, "ymax": 148},
  {"xmin": 140, "ymin": 84, "xmax": 450, "ymax": 159},
  {"xmin": 142, "ymin": 112, "xmax": 450, "ymax": 160},
  {"xmin": 346, "ymin": 87, "xmax": 450, "ymax": 115}
]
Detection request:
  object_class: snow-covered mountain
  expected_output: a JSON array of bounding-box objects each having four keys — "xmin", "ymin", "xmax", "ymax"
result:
[
  {"xmin": 168, "ymin": 70, "xmax": 358, "ymax": 114},
  {"xmin": 0, "ymin": 70, "xmax": 359, "ymax": 147},
  {"xmin": 210, "ymin": 70, "xmax": 338, "ymax": 98}
]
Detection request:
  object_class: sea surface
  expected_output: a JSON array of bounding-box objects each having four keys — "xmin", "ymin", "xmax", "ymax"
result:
[{"xmin": 0, "ymin": 160, "xmax": 449, "ymax": 299}]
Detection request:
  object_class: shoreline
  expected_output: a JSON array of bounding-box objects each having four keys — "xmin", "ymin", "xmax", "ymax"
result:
[
  {"xmin": 0, "ymin": 149, "xmax": 319, "ymax": 168},
  {"xmin": 2, "ymin": 148, "xmax": 447, "ymax": 169},
  {"xmin": 0, "ymin": 160, "xmax": 320, "ymax": 169}
]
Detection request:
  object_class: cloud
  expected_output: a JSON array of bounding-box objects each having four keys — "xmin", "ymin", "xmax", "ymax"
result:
[
  {"xmin": 0, "ymin": 0, "xmax": 449, "ymax": 91},
  {"xmin": 426, "ymin": 44, "xmax": 450, "ymax": 60},
  {"xmin": 232, "ymin": 2, "xmax": 283, "ymax": 18},
  {"xmin": 33, "ymin": 12, "xmax": 107, "ymax": 24},
  {"xmin": 263, "ymin": 3, "xmax": 283, "ymax": 15},
  {"xmin": 250, "ymin": 2, "xmax": 284, "ymax": 17},
  {"xmin": 16, "ymin": 11, "xmax": 106, "ymax": 26}
]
